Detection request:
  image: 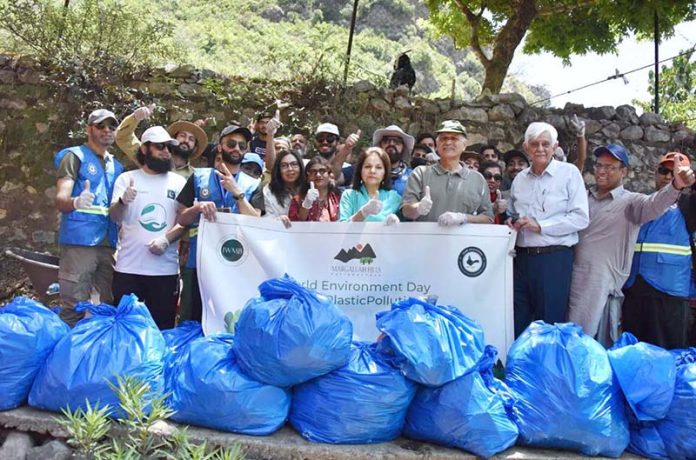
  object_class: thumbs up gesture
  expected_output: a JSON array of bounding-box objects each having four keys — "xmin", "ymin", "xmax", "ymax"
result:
[
  {"xmin": 416, "ymin": 185, "xmax": 433, "ymax": 216},
  {"xmin": 302, "ymin": 181, "xmax": 319, "ymax": 209},
  {"xmin": 266, "ymin": 107, "xmax": 282, "ymax": 138},
  {"xmin": 133, "ymin": 104, "xmax": 155, "ymax": 122},
  {"xmin": 121, "ymin": 177, "xmax": 137, "ymax": 204},
  {"xmin": 344, "ymin": 129, "xmax": 361, "ymax": 150},
  {"xmin": 493, "ymin": 189, "xmax": 507, "ymax": 214},
  {"xmin": 73, "ymin": 179, "xmax": 95, "ymax": 210}
]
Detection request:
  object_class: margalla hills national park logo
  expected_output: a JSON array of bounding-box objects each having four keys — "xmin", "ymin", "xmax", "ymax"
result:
[{"xmin": 334, "ymin": 243, "xmax": 376, "ymax": 265}]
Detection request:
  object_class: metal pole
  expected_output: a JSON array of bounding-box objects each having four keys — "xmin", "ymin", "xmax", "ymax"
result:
[
  {"xmin": 654, "ymin": 10, "xmax": 660, "ymax": 114},
  {"xmin": 343, "ymin": 0, "xmax": 360, "ymax": 87}
]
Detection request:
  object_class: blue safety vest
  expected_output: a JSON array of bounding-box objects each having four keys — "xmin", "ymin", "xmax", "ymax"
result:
[
  {"xmin": 186, "ymin": 168, "xmax": 260, "ymax": 269},
  {"xmin": 392, "ymin": 166, "xmax": 412, "ymax": 196},
  {"xmin": 625, "ymin": 207, "xmax": 693, "ymax": 297},
  {"xmin": 54, "ymin": 145, "xmax": 123, "ymax": 248}
]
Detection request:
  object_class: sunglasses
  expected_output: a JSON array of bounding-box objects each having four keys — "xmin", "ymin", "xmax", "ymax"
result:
[
  {"xmin": 94, "ymin": 122, "xmax": 116, "ymax": 131},
  {"xmin": 482, "ymin": 172, "xmax": 503, "ymax": 181},
  {"xmin": 380, "ymin": 136, "xmax": 404, "ymax": 145},
  {"xmin": 149, "ymin": 142, "xmax": 170, "ymax": 151},
  {"xmin": 657, "ymin": 166, "xmax": 673, "ymax": 176},
  {"xmin": 315, "ymin": 135, "xmax": 338, "ymax": 144},
  {"xmin": 307, "ymin": 168, "xmax": 329, "ymax": 176},
  {"xmin": 224, "ymin": 140, "xmax": 248, "ymax": 150}
]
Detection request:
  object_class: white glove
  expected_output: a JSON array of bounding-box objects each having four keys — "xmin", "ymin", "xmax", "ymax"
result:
[
  {"xmin": 569, "ymin": 114, "xmax": 585, "ymax": 137},
  {"xmin": 424, "ymin": 151, "xmax": 439, "ymax": 163},
  {"xmin": 384, "ymin": 213, "xmax": 400, "ymax": 225},
  {"xmin": 302, "ymin": 182, "xmax": 319, "ymax": 209},
  {"xmin": 147, "ymin": 236, "xmax": 170, "ymax": 255},
  {"xmin": 73, "ymin": 180, "xmax": 95, "ymax": 209},
  {"xmin": 493, "ymin": 189, "xmax": 507, "ymax": 214},
  {"xmin": 133, "ymin": 104, "xmax": 155, "ymax": 122},
  {"xmin": 416, "ymin": 185, "xmax": 433, "ymax": 216},
  {"xmin": 266, "ymin": 114, "xmax": 281, "ymax": 137},
  {"xmin": 438, "ymin": 212, "xmax": 468, "ymax": 226},
  {"xmin": 120, "ymin": 178, "xmax": 137, "ymax": 204},
  {"xmin": 359, "ymin": 198, "xmax": 383, "ymax": 217}
]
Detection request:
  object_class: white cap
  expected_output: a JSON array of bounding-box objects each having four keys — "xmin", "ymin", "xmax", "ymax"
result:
[
  {"xmin": 315, "ymin": 123, "xmax": 340, "ymax": 136},
  {"xmin": 141, "ymin": 126, "xmax": 179, "ymax": 145}
]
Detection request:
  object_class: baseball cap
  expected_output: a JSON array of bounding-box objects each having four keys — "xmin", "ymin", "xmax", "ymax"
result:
[
  {"xmin": 141, "ymin": 126, "xmax": 179, "ymax": 145},
  {"xmin": 87, "ymin": 109, "xmax": 118, "ymax": 125},
  {"xmin": 593, "ymin": 144, "xmax": 630, "ymax": 166},
  {"xmin": 315, "ymin": 123, "xmax": 340, "ymax": 137},
  {"xmin": 503, "ymin": 149, "xmax": 529, "ymax": 165},
  {"xmin": 220, "ymin": 124, "xmax": 252, "ymax": 142},
  {"xmin": 372, "ymin": 125, "xmax": 415, "ymax": 154},
  {"xmin": 435, "ymin": 120, "xmax": 467, "ymax": 136},
  {"xmin": 659, "ymin": 152, "xmax": 691, "ymax": 168},
  {"xmin": 241, "ymin": 152, "xmax": 264, "ymax": 170}
]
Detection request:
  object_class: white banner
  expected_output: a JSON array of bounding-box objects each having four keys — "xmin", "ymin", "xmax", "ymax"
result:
[{"xmin": 198, "ymin": 214, "xmax": 517, "ymax": 361}]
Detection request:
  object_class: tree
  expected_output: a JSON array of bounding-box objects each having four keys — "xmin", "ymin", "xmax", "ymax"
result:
[
  {"xmin": 636, "ymin": 50, "xmax": 696, "ymax": 130},
  {"xmin": 424, "ymin": 0, "xmax": 696, "ymax": 94}
]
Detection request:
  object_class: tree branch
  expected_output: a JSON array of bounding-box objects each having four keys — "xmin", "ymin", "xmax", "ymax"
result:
[
  {"xmin": 451, "ymin": 0, "xmax": 490, "ymax": 65},
  {"xmin": 537, "ymin": 0, "xmax": 595, "ymax": 17}
]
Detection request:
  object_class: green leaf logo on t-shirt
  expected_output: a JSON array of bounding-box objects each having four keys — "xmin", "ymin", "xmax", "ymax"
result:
[{"xmin": 139, "ymin": 203, "xmax": 167, "ymax": 232}]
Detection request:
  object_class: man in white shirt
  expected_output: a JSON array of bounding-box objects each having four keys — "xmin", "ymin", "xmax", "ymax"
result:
[
  {"xmin": 508, "ymin": 122, "xmax": 589, "ymax": 337},
  {"xmin": 109, "ymin": 126, "xmax": 187, "ymax": 329}
]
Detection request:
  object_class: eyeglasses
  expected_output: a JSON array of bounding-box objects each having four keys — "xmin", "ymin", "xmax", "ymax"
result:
[
  {"xmin": 315, "ymin": 135, "xmax": 338, "ymax": 144},
  {"xmin": 657, "ymin": 166, "xmax": 674, "ymax": 176},
  {"xmin": 224, "ymin": 140, "xmax": 248, "ymax": 150},
  {"xmin": 593, "ymin": 163, "xmax": 622, "ymax": 173},
  {"xmin": 482, "ymin": 172, "xmax": 503, "ymax": 181},
  {"xmin": 149, "ymin": 142, "xmax": 170, "ymax": 151},
  {"xmin": 280, "ymin": 161, "xmax": 300, "ymax": 170},
  {"xmin": 307, "ymin": 168, "xmax": 329, "ymax": 176},
  {"xmin": 93, "ymin": 122, "xmax": 116, "ymax": 131},
  {"xmin": 380, "ymin": 136, "xmax": 404, "ymax": 145}
]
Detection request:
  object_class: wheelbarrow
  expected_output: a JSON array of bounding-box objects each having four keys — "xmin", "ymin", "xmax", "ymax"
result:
[{"xmin": 5, "ymin": 247, "xmax": 59, "ymax": 303}]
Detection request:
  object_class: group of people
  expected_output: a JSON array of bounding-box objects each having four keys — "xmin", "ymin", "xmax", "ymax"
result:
[{"xmin": 53, "ymin": 105, "xmax": 696, "ymax": 350}]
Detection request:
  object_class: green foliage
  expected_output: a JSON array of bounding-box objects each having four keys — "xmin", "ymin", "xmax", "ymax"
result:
[
  {"xmin": 635, "ymin": 50, "xmax": 696, "ymax": 129},
  {"xmin": 57, "ymin": 376, "xmax": 244, "ymax": 460}
]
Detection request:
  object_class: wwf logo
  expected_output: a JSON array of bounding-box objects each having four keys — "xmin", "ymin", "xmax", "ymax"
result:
[{"xmin": 458, "ymin": 247, "xmax": 486, "ymax": 277}]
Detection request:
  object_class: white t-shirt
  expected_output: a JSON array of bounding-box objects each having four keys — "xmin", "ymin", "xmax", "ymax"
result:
[{"xmin": 111, "ymin": 169, "xmax": 186, "ymax": 276}]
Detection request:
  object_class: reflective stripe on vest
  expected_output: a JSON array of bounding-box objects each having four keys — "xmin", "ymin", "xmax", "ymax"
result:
[
  {"xmin": 634, "ymin": 242, "xmax": 691, "ymax": 256},
  {"xmin": 75, "ymin": 206, "xmax": 109, "ymax": 216},
  {"xmin": 189, "ymin": 227, "xmax": 198, "ymax": 238}
]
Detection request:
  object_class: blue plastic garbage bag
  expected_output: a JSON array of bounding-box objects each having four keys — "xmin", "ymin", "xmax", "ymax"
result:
[
  {"xmin": 506, "ymin": 321, "xmax": 629, "ymax": 457},
  {"xmin": 234, "ymin": 275, "xmax": 353, "ymax": 387},
  {"xmin": 161, "ymin": 321, "xmax": 203, "ymax": 387},
  {"xmin": 375, "ymin": 297, "xmax": 485, "ymax": 387},
  {"xmin": 290, "ymin": 342, "xmax": 416, "ymax": 444},
  {"xmin": 28, "ymin": 294, "xmax": 165, "ymax": 415},
  {"xmin": 608, "ymin": 332, "xmax": 676, "ymax": 421},
  {"xmin": 404, "ymin": 345, "xmax": 518, "ymax": 458},
  {"xmin": 654, "ymin": 348, "xmax": 696, "ymax": 460},
  {"xmin": 626, "ymin": 415, "xmax": 669, "ymax": 460},
  {"xmin": 168, "ymin": 334, "xmax": 290, "ymax": 435},
  {"xmin": 0, "ymin": 296, "xmax": 69, "ymax": 410}
]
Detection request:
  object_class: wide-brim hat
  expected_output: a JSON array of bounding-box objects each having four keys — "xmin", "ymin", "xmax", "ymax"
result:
[
  {"xmin": 372, "ymin": 125, "xmax": 415, "ymax": 155},
  {"xmin": 460, "ymin": 150, "xmax": 483, "ymax": 163},
  {"xmin": 167, "ymin": 121, "xmax": 209, "ymax": 159}
]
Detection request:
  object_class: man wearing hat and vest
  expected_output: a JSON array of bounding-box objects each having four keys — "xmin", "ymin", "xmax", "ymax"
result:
[
  {"xmin": 115, "ymin": 105, "xmax": 209, "ymax": 178},
  {"xmin": 568, "ymin": 145, "xmax": 694, "ymax": 346},
  {"xmin": 176, "ymin": 124, "xmax": 261, "ymax": 322},
  {"xmin": 109, "ymin": 126, "xmax": 187, "ymax": 329},
  {"xmin": 54, "ymin": 108, "xmax": 124, "ymax": 326},
  {"xmin": 402, "ymin": 120, "xmax": 493, "ymax": 225},
  {"xmin": 622, "ymin": 152, "xmax": 696, "ymax": 349},
  {"xmin": 372, "ymin": 125, "xmax": 415, "ymax": 196}
]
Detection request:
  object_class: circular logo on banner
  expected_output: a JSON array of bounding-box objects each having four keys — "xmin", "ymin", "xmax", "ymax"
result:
[
  {"xmin": 139, "ymin": 203, "xmax": 167, "ymax": 232},
  {"xmin": 458, "ymin": 247, "xmax": 486, "ymax": 277},
  {"xmin": 219, "ymin": 238, "xmax": 245, "ymax": 263}
]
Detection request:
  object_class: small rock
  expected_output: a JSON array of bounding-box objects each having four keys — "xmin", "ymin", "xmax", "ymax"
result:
[
  {"xmin": 644, "ymin": 126, "xmax": 671, "ymax": 143},
  {"xmin": 26, "ymin": 440, "xmax": 72, "ymax": 460},
  {"xmin": 615, "ymin": 105, "xmax": 639, "ymax": 124},
  {"xmin": 0, "ymin": 209, "xmax": 6, "ymax": 220},
  {"xmin": 639, "ymin": 112, "xmax": 663, "ymax": 126},
  {"xmin": 460, "ymin": 107, "xmax": 488, "ymax": 123},
  {"xmin": 178, "ymin": 83, "xmax": 199, "ymax": 97},
  {"xmin": 673, "ymin": 130, "xmax": 691, "ymax": 142},
  {"xmin": 420, "ymin": 100, "xmax": 439, "ymax": 115},
  {"xmin": 0, "ymin": 98, "xmax": 27, "ymax": 110},
  {"xmin": 370, "ymin": 98, "xmax": 390, "ymax": 112},
  {"xmin": 0, "ymin": 431, "xmax": 36, "ymax": 460},
  {"xmin": 35, "ymin": 123, "xmax": 49, "ymax": 134},
  {"xmin": 488, "ymin": 104, "xmax": 515, "ymax": 121},
  {"xmin": 353, "ymin": 80, "xmax": 375, "ymax": 93},
  {"xmin": 32, "ymin": 230, "xmax": 56, "ymax": 244},
  {"xmin": 600, "ymin": 122, "xmax": 621, "ymax": 139},
  {"xmin": 0, "ymin": 69, "xmax": 16, "ymax": 84},
  {"xmin": 588, "ymin": 106, "xmax": 616, "ymax": 120},
  {"xmin": 394, "ymin": 85, "xmax": 410, "ymax": 97},
  {"xmin": 619, "ymin": 125, "xmax": 643, "ymax": 141},
  {"xmin": 393, "ymin": 96, "xmax": 411, "ymax": 110},
  {"xmin": 487, "ymin": 126, "xmax": 506, "ymax": 141},
  {"xmin": 584, "ymin": 119, "xmax": 602, "ymax": 135}
]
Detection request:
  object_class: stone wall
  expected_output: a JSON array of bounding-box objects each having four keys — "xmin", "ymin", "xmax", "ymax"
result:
[{"xmin": 0, "ymin": 54, "xmax": 694, "ymax": 271}]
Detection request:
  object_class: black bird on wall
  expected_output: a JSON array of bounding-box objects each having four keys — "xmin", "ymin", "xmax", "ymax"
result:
[{"xmin": 389, "ymin": 51, "xmax": 416, "ymax": 91}]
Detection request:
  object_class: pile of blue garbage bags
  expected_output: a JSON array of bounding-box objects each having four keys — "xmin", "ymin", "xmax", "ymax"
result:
[{"xmin": 1, "ymin": 276, "xmax": 695, "ymax": 459}]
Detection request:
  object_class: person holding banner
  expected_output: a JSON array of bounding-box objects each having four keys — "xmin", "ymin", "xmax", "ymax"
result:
[
  {"xmin": 175, "ymin": 124, "xmax": 261, "ymax": 322},
  {"xmin": 401, "ymin": 120, "xmax": 493, "ymax": 226},
  {"xmin": 288, "ymin": 156, "xmax": 341, "ymax": 222},
  {"xmin": 252, "ymin": 149, "xmax": 306, "ymax": 219},
  {"xmin": 339, "ymin": 147, "xmax": 401, "ymax": 224},
  {"xmin": 508, "ymin": 122, "xmax": 589, "ymax": 338}
]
